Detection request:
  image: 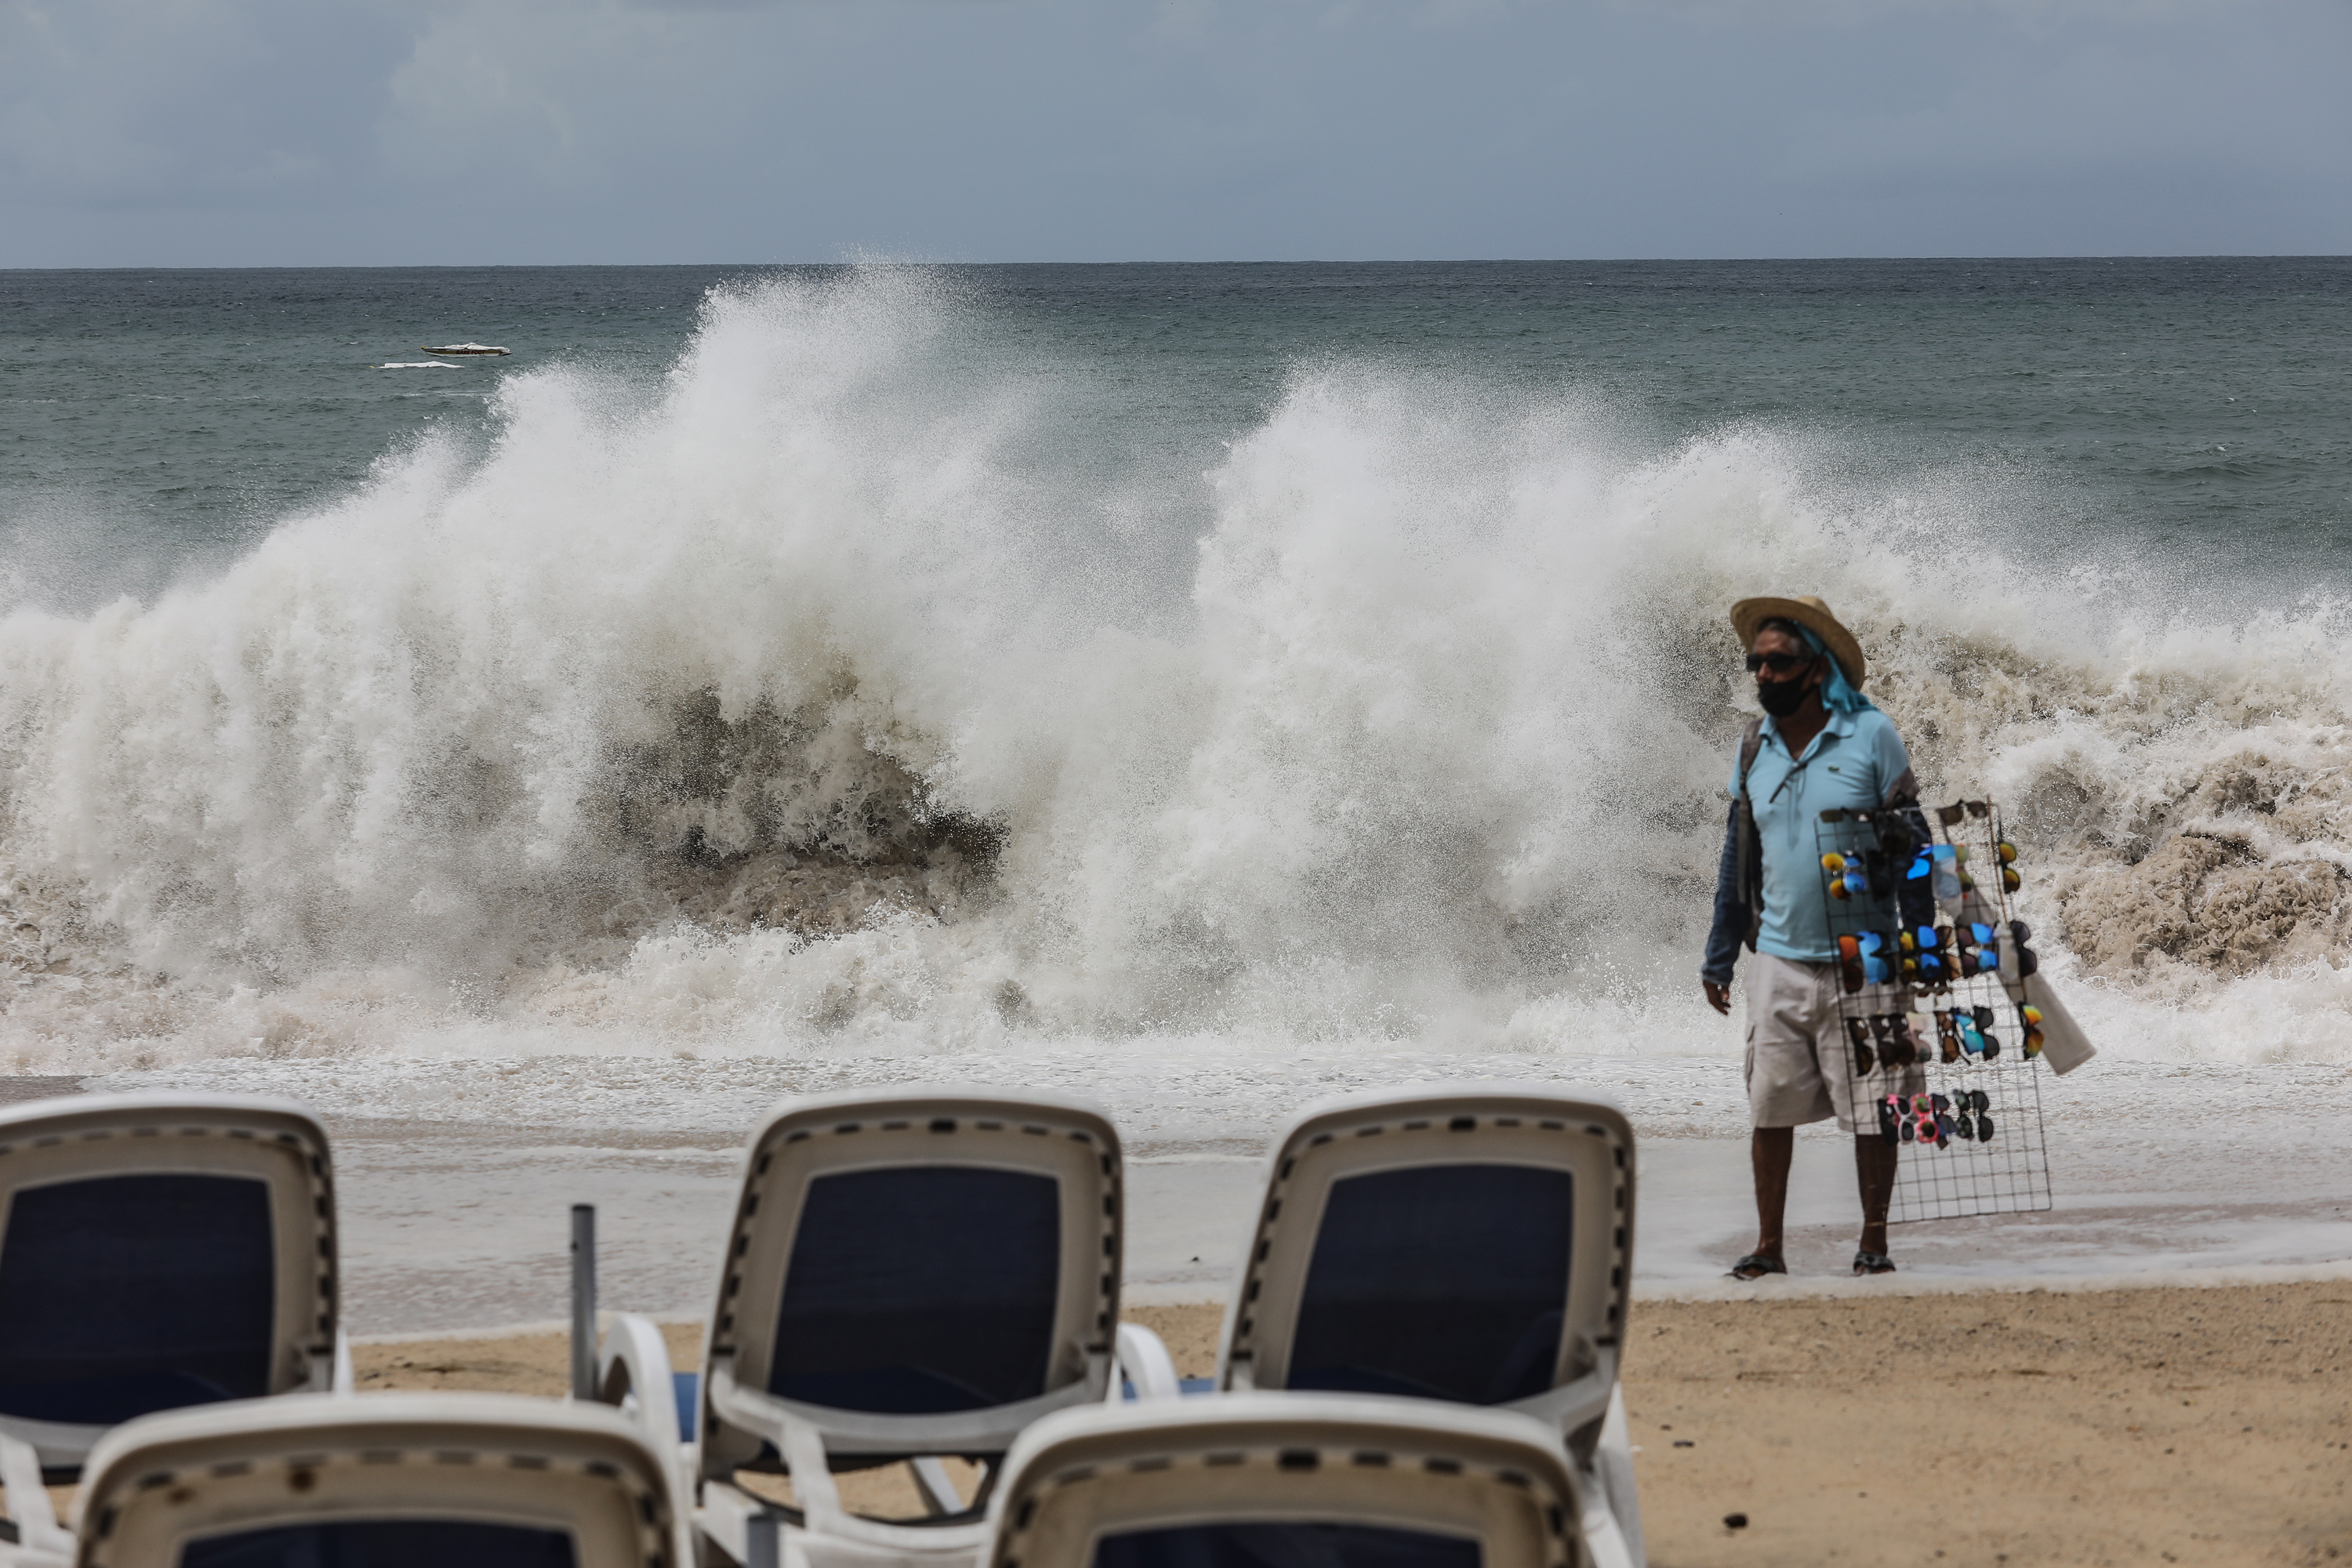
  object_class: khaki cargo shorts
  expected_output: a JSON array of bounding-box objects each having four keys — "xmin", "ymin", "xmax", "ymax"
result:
[{"xmin": 1744, "ymin": 951, "xmax": 1926, "ymax": 1135}]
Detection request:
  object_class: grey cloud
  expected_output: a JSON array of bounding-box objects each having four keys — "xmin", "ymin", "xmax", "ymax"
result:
[
  {"xmin": 2, "ymin": 0, "xmax": 2345, "ymax": 263},
  {"xmin": 1, "ymin": 0, "xmax": 410, "ymax": 208}
]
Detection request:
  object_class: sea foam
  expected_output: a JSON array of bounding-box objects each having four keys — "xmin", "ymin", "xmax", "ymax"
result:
[{"xmin": 3, "ymin": 269, "xmax": 2349, "ymax": 1073}]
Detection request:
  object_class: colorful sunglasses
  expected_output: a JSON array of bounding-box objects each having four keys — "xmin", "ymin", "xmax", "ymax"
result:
[
  {"xmin": 1884, "ymin": 1094, "xmax": 1941, "ymax": 1145},
  {"xmin": 1837, "ymin": 931, "xmax": 1900, "ymax": 990},
  {"xmin": 1972, "ymin": 1004, "xmax": 2003, "ymax": 1060},
  {"xmin": 1955, "ymin": 1010, "xmax": 1987, "ymax": 1057},
  {"xmin": 2020, "ymin": 1004, "xmax": 2045, "ymax": 1058},
  {"xmin": 1900, "ymin": 925, "xmax": 1954, "ymax": 985},
  {"xmin": 1952, "ymin": 922, "xmax": 2003, "ymax": 975},
  {"xmin": 1820, "ymin": 851, "xmax": 1871, "ymax": 900}
]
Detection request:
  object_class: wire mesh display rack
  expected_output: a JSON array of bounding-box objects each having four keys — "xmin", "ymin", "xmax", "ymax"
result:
[{"xmin": 1817, "ymin": 800, "xmax": 2053, "ymax": 1223}]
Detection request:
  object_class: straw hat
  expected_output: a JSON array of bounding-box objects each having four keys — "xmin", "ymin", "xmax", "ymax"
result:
[{"xmin": 1730, "ymin": 595, "xmax": 1867, "ymax": 689}]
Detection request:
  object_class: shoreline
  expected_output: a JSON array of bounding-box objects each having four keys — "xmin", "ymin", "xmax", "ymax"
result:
[{"xmin": 349, "ymin": 1257, "xmax": 2352, "ymax": 1344}]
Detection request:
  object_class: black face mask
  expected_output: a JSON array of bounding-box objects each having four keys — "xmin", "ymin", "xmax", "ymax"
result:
[{"xmin": 1757, "ymin": 676, "xmax": 1815, "ymax": 717}]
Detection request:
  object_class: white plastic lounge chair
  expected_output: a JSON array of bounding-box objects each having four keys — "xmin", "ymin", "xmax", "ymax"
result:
[
  {"xmin": 1214, "ymin": 1086, "xmax": 1643, "ymax": 1568},
  {"xmin": 42, "ymin": 1392, "xmax": 688, "ymax": 1568},
  {"xmin": 598, "ymin": 1089, "xmax": 1171, "ymax": 1568},
  {"xmin": 982, "ymin": 1392, "xmax": 1595, "ymax": 1568},
  {"xmin": 0, "ymin": 1094, "xmax": 347, "ymax": 1487}
]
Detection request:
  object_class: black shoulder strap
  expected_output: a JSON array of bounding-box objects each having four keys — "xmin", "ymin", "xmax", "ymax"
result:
[{"xmin": 1732, "ymin": 718, "xmax": 1766, "ymax": 953}]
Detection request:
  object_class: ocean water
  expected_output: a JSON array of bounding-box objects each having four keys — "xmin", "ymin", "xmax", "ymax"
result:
[{"xmin": 5, "ymin": 260, "xmax": 2352, "ymax": 1322}]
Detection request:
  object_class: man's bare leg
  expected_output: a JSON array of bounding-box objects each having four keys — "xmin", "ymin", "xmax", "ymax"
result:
[
  {"xmin": 1854, "ymin": 1134, "xmax": 1897, "ymax": 1258},
  {"xmin": 1749, "ymin": 1127, "xmax": 1794, "ymax": 1264}
]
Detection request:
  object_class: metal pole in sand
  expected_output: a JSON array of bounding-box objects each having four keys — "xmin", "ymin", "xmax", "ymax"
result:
[{"xmin": 570, "ymin": 1203, "xmax": 597, "ymax": 1400}]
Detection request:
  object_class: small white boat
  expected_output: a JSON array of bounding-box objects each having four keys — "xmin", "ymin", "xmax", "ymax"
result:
[{"xmin": 420, "ymin": 343, "xmax": 511, "ymax": 355}]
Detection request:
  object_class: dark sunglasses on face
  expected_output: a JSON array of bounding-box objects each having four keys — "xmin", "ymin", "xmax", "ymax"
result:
[{"xmin": 1745, "ymin": 652, "xmax": 1813, "ymax": 673}]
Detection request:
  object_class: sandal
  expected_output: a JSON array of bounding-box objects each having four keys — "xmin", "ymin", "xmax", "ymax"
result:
[
  {"xmin": 1728, "ymin": 1254, "xmax": 1788, "ymax": 1281},
  {"xmin": 1853, "ymin": 1250, "xmax": 1897, "ymax": 1276}
]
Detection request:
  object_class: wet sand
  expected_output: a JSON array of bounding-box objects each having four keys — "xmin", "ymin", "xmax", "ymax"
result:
[{"xmin": 357, "ymin": 1283, "xmax": 2351, "ymax": 1567}]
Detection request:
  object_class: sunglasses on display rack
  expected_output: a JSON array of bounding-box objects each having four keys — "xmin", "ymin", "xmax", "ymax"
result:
[
  {"xmin": 1888, "ymin": 1013, "xmax": 1922, "ymax": 1068},
  {"xmin": 1860, "ymin": 1012, "xmax": 1918, "ymax": 1071},
  {"xmin": 1964, "ymin": 1087, "xmax": 1994, "ymax": 1141},
  {"xmin": 2021, "ymin": 1004, "xmax": 2045, "ymax": 1058},
  {"xmin": 1918, "ymin": 843, "xmax": 1965, "ymax": 901},
  {"xmin": 1882, "ymin": 1089, "xmax": 1995, "ymax": 1148},
  {"xmin": 1932, "ymin": 1010, "xmax": 1962, "ymax": 1065},
  {"xmin": 1820, "ymin": 851, "xmax": 1870, "ymax": 900},
  {"xmin": 1953, "ymin": 922, "xmax": 2002, "ymax": 975},
  {"xmin": 1934, "ymin": 800, "xmax": 1993, "ymax": 826},
  {"xmin": 1955, "ymin": 1010, "xmax": 1988, "ymax": 1057},
  {"xmin": 1897, "ymin": 924, "xmax": 1947, "ymax": 984},
  {"xmin": 1880, "ymin": 1094, "xmax": 1936, "ymax": 1146},
  {"xmin": 1837, "ymin": 931, "xmax": 1899, "ymax": 992},
  {"xmin": 1973, "ymin": 1004, "xmax": 2003, "ymax": 1060},
  {"xmin": 1846, "ymin": 1016, "xmax": 1876, "ymax": 1076}
]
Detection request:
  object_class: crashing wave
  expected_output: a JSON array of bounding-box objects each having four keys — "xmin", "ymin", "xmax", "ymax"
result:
[{"xmin": 2, "ymin": 269, "xmax": 2347, "ymax": 1068}]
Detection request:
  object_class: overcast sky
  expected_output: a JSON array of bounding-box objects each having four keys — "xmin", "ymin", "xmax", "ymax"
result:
[{"xmin": 4, "ymin": 0, "xmax": 2347, "ymax": 266}]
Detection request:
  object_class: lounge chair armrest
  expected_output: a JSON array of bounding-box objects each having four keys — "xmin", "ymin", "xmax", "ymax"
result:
[
  {"xmin": 597, "ymin": 1314, "xmax": 684, "ymax": 1449},
  {"xmin": 1112, "ymin": 1323, "xmax": 1181, "ymax": 1403},
  {"xmin": 599, "ymin": 1311, "xmax": 692, "ymax": 1555},
  {"xmin": 703, "ymin": 1368, "xmax": 987, "ymax": 1558},
  {"xmin": 333, "ymin": 1328, "xmax": 354, "ymax": 1394},
  {"xmin": 0, "ymin": 1432, "xmax": 71, "ymax": 1563}
]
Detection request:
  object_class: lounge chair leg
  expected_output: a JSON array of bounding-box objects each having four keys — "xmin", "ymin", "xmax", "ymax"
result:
[
  {"xmin": 1597, "ymin": 1385, "xmax": 1646, "ymax": 1568},
  {"xmin": 909, "ymin": 1456, "xmax": 964, "ymax": 1515},
  {"xmin": 0, "ymin": 1432, "xmax": 72, "ymax": 1563},
  {"xmin": 742, "ymin": 1512, "xmax": 781, "ymax": 1568}
]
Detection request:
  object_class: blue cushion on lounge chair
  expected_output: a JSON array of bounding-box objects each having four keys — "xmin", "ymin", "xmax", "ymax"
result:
[
  {"xmin": 769, "ymin": 1166, "xmax": 1060, "ymax": 1415},
  {"xmin": 1096, "ymin": 1522, "xmax": 1482, "ymax": 1568},
  {"xmin": 1286, "ymin": 1164, "xmax": 1573, "ymax": 1406},
  {"xmin": 0, "ymin": 1174, "xmax": 274, "ymax": 1425},
  {"xmin": 180, "ymin": 1519, "xmax": 575, "ymax": 1568}
]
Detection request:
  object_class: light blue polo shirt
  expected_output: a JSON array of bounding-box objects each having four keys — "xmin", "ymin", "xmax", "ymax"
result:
[{"xmin": 1730, "ymin": 706, "xmax": 1914, "ymax": 964}]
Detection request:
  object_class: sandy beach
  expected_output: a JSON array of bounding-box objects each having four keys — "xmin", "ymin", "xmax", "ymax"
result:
[{"xmin": 347, "ymin": 1283, "xmax": 2350, "ymax": 1567}]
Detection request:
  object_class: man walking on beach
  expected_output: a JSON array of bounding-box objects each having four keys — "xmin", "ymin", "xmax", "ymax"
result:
[{"xmin": 1700, "ymin": 597, "xmax": 1923, "ymax": 1279}]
